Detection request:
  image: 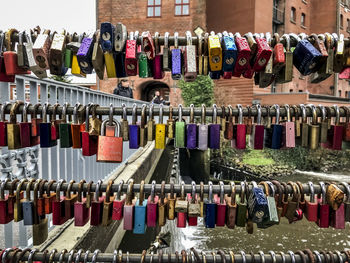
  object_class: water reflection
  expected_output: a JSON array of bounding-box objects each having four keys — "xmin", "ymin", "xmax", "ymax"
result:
[{"xmin": 172, "ymin": 172, "xmax": 350, "ymax": 252}]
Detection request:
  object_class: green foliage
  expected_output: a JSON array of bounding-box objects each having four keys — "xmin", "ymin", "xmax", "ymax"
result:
[
  {"xmin": 49, "ymin": 75, "xmax": 72, "ymax": 83},
  {"xmin": 242, "ymin": 150, "xmax": 275, "ymax": 166},
  {"xmin": 178, "ymin": 75, "xmax": 214, "ymax": 107}
]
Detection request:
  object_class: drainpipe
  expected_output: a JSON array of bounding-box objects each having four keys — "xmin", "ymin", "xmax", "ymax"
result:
[{"xmin": 335, "ymin": 0, "xmax": 340, "ymax": 97}]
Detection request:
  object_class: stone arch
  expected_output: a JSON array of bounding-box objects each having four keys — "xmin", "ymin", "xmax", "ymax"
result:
[{"xmin": 137, "ymin": 80, "xmax": 170, "ymax": 102}]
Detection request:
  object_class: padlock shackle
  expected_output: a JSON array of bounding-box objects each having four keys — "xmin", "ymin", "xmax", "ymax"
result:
[
  {"xmin": 132, "ymin": 104, "xmax": 137, "ymax": 125},
  {"xmin": 230, "ymin": 182, "xmax": 236, "ymax": 206},
  {"xmin": 101, "ymin": 119, "xmax": 121, "ymax": 137},
  {"xmin": 237, "ymin": 104, "xmax": 243, "ymax": 124},
  {"xmin": 212, "ymin": 104, "xmax": 217, "ymax": 124},
  {"xmin": 164, "ymin": 32, "xmax": 169, "ymax": 48},
  {"xmin": 154, "ymin": 32, "xmax": 160, "ymax": 55},
  {"xmin": 85, "ymin": 103, "xmax": 92, "ymax": 132},
  {"xmin": 141, "ymin": 104, "xmax": 147, "ymax": 128},
  {"xmin": 191, "ymin": 181, "xmax": 196, "ymax": 204},
  {"xmin": 228, "ymin": 105, "xmax": 233, "ymax": 122},
  {"xmin": 33, "ymin": 179, "xmax": 41, "ymax": 203},
  {"xmin": 174, "ymin": 32, "xmax": 179, "ymax": 49},
  {"xmin": 94, "ymin": 180, "xmax": 103, "ymax": 202},
  {"xmin": 105, "ymin": 180, "xmax": 113, "ymax": 203},
  {"xmin": 26, "ymin": 179, "xmax": 35, "ymax": 201},
  {"xmin": 66, "ymin": 180, "xmax": 75, "ymax": 199},
  {"xmin": 309, "ymin": 105, "xmax": 318, "ymax": 125},
  {"xmin": 208, "ymin": 181, "xmax": 213, "ymax": 203},
  {"xmin": 333, "ymin": 105, "xmax": 340, "ymax": 125},
  {"xmin": 180, "ymin": 181, "xmax": 186, "ymax": 200},
  {"xmin": 62, "ymin": 102, "xmax": 69, "ymax": 123},
  {"xmin": 201, "ymin": 104, "xmax": 206, "ymax": 125},
  {"xmin": 272, "ymin": 180, "xmax": 283, "ymax": 206},
  {"xmin": 189, "ymin": 104, "xmax": 195, "ymax": 124},
  {"xmin": 139, "ymin": 180, "xmax": 145, "ymax": 204},
  {"xmin": 186, "ymin": 31, "xmax": 192, "ymax": 46},
  {"xmin": 219, "ymin": 181, "xmax": 224, "ymax": 204},
  {"xmin": 259, "ymin": 182, "xmax": 269, "ymax": 197},
  {"xmin": 77, "ymin": 180, "xmax": 86, "ymax": 203},
  {"xmin": 319, "ymin": 181, "xmax": 326, "ymax": 205},
  {"xmin": 109, "ymin": 103, "xmax": 114, "ymax": 126},
  {"xmin": 0, "ymin": 102, "xmax": 10, "ymax": 122},
  {"xmin": 122, "ymin": 104, "xmax": 127, "ymax": 120},
  {"xmin": 256, "ymin": 104, "xmax": 262, "ymax": 125},
  {"xmin": 9, "ymin": 101, "xmax": 23, "ymax": 124},
  {"xmin": 150, "ymin": 180, "xmax": 156, "ymax": 203},
  {"xmin": 284, "ymin": 104, "xmax": 291, "ymax": 122},
  {"xmin": 341, "ymin": 182, "xmax": 350, "ymax": 202},
  {"xmin": 299, "ymin": 104, "xmax": 307, "ymax": 123},
  {"xmin": 116, "ymin": 180, "xmax": 124, "ymax": 201},
  {"xmin": 178, "ymin": 104, "xmax": 183, "ymax": 120},
  {"xmin": 159, "ymin": 104, "xmax": 164, "ymax": 124},
  {"xmin": 126, "ymin": 179, "xmax": 134, "ymax": 205},
  {"xmin": 308, "ymin": 182, "xmax": 315, "ymax": 203},
  {"xmin": 160, "ymin": 181, "xmax": 165, "ymax": 204},
  {"xmin": 170, "ymin": 181, "xmax": 175, "ymax": 199},
  {"xmin": 42, "ymin": 102, "xmax": 49, "ymax": 123},
  {"xmin": 149, "ymin": 104, "xmax": 154, "ymax": 120},
  {"xmin": 272, "ymin": 104, "xmax": 280, "ymax": 125},
  {"xmin": 0, "ymin": 179, "xmax": 9, "ymax": 200}
]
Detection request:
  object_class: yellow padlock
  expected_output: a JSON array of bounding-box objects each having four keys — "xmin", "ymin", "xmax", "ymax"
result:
[
  {"xmin": 71, "ymin": 55, "xmax": 86, "ymax": 77},
  {"xmin": 208, "ymin": 32, "xmax": 222, "ymax": 71},
  {"xmin": 155, "ymin": 105, "xmax": 166, "ymax": 149},
  {"xmin": 104, "ymin": 52, "xmax": 116, "ymax": 78}
]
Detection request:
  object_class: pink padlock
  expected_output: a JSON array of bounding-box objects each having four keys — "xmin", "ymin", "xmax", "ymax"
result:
[
  {"xmin": 235, "ymin": 104, "xmax": 246, "ymax": 149},
  {"xmin": 147, "ymin": 181, "xmax": 159, "ymax": 227},
  {"xmin": 282, "ymin": 105, "xmax": 295, "ymax": 148}
]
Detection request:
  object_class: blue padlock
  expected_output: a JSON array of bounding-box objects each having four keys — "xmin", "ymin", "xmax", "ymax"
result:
[
  {"xmin": 222, "ymin": 32, "xmax": 238, "ymax": 73},
  {"xmin": 208, "ymin": 104, "xmax": 221, "ymax": 149},
  {"xmin": 204, "ymin": 181, "xmax": 216, "ymax": 228},
  {"xmin": 114, "ymin": 52, "xmax": 127, "ymax": 78},
  {"xmin": 209, "ymin": 71, "xmax": 221, "ymax": 79},
  {"xmin": 100, "ymin": 22, "xmax": 115, "ymax": 52},
  {"xmin": 133, "ymin": 180, "xmax": 147, "ymax": 234},
  {"xmin": 290, "ymin": 33, "xmax": 322, "ymax": 76},
  {"xmin": 247, "ymin": 181, "xmax": 269, "ymax": 223},
  {"xmin": 40, "ymin": 103, "xmax": 56, "ymax": 148},
  {"xmin": 172, "ymin": 32, "xmax": 182, "ymax": 80},
  {"xmin": 129, "ymin": 104, "xmax": 140, "ymax": 149},
  {"xmin": 265, "ymin": 104, "xmax": 283, "ymax": 149}
]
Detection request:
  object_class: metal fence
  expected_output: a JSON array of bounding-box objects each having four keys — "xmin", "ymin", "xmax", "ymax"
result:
[{"xmin": 0, "ymin": 75, "xmax": 146, "ymax": 248}]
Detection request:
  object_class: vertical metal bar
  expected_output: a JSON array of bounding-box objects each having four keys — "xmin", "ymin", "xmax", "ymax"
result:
[
  {"xmin": 4, "ymin": 223, "xmax": 12, "ymax": 248},
  {"xmin": 0, "ymin": 82, "xmax": 10, "ymax": 102},
  {"xmin": 65, "ymin": 89, "xmax": 72, "ymax": 182},
  {"xmin": 40, "ymin": 84, "xmax": 49, "ymax": 180},
  {"xmin": 29, "ymin": 81, "xmax": 38, "ymax": 104},
  {"xmin": 49, "ymin": 85, "xmax": 58, "ymax": 181},
  {"xmin": 57, "ymin": 87, "xmax": 66, "ymax": 181},
  {"xmin": 15, "ymin": 77, "xmax": 25, "ymax": 101}
]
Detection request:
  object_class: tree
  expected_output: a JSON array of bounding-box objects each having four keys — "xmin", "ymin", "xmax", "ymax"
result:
[
  {"xmin": 49, "ymin": 75, "xmax": 72, "ymax": 83},
  {"xmin": 179, "ymin": 75, "xmax": 214, "ymax": 107}
]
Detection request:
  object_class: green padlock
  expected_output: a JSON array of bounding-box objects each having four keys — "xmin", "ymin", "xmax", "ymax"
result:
[
  {"xmin": 175, "ymin": 104, "xmax": 186, "ymax": 148},
  {"xmin": 236, "ymin": 182, "xmax": 247, "ymax": 227},
  {"xmin": 64, "ymin": 33, "xmax": 75, "ymax": 68},
  {"xmin": 138, "ymin": 52, "xmax": 149, "ymax": 78},
  {"xmin": 59, "ymin": 102, "xmax": 73, "ymax": 148}
]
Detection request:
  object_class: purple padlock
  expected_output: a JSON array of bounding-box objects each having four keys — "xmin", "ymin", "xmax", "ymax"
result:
[
  {"xmin": 187, "ymin": 104, "xmax": 197, "ymax": 149},
  {"xmin": 172, "ymin": 32, "xmax": 182, "ymax": 80},
  {"xmin": 77, "ymin": 36, "xmax": 94, "ymax": 74},
  {"xmin": 209, "ymin": 104, "xmax": 221, "ymax": 149},
  {"xmin": 198, "ymin": 104, "xmax": 208, "ymax": 150},
  {"xmin": 129, "ymin": 104, "xmax": 140, "ymax": 149}
]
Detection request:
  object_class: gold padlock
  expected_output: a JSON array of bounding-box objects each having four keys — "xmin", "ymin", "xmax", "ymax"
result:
[{"xmin": 208, "ymin": 32, "xmax": 222, "ymax": 72}]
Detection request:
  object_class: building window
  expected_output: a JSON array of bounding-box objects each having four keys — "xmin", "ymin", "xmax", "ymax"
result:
[
  {"xmin": 175, "ymin": 0, "xmax": 190, "ymax": 16},
  {"xmin": 301, "ymin": 13, "xmax": 306, "ymax": 27},
  {"xmin": 298, "ymin": 90, "xmax": 303, "ymax": 92},
  {"xmin": 341, "ymin": 14, "xmax": 344, "ymax": 29},
  {"xmin": 147, "ymin": 0, "xmax": 161, "ymax": 17},
  {"xmin": 289, "ymin": 89, "xmax": 294, "ymax": 93},
  {"xmin": 291, "ymin": 7, "xmax": 296, "ymax": 23},
  {"xmin": 347, "ymin": 19, "xmax": 350, "ymax": 32},
  {"xmin": 339, "ymin": 90, "xmax": 342, "ymax": 97},
  {"xmin": 346, "ymin": 91, "xmax": 348, "ymax": 98}
]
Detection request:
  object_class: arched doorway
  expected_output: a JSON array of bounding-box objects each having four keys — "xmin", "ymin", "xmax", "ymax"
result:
[{"xmin": 139, "ymin": 81, "xmax": 170, "ymax": 102}]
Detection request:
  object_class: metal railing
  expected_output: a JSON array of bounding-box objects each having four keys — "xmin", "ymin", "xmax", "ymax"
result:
[{"xmin": 0, "ymin": 75, "xmax": 146, "ymax": 248}]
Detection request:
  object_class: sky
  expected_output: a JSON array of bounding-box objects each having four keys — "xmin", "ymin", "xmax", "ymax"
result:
[{"xmin": 0, "ymin": 0, "xmax": 96, "ymax": 34}]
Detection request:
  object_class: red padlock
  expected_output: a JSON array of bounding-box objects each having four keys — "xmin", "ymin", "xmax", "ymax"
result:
[
  {"xmin": 251, "ymin": 34, "xmax": 272, "ymax": 72},
  {"xmin": 43, "ymin": 180, "xmax": 56, "ymax": 214},
  {"xmin": 330, "ymin": 202, "xmax": 345, "ymax": 229},
  {"xmin": 147, "ymin": 180, "xmax": 159, "ymax": 227},
  {"xmin": 125, "ymin": 32, "xmax": 137, "ymax": 76},
  {"xmin": 0, "ymin": 32, "xmax": 15, "ymax": 82},
  {"xmin": 52, "ymin": 180, "xmax": 67, "ymax": 225},
  {"xmin": 123, "ymin": 179, "xmax": 135, "ymax": 230},
  {"xmin": 36, "ymin": 179, "xmax": 46, "ymax": 217},
  {"xmin": 0, "ymin": 102, "xmax": 9, "ymax": 147},
  {"xmin": 31, "ymin": 103, "xmax": 42, "ymax": 144},
  {"xmin": 112, "ymin": 180, "xmax": 125, "ymax": 220},
  {"xmin": 327, "ymin": 105, "xmax": 343, "ymax": 150},
  {"xmin": 341, "ymin": 106, "xmax": 350, "ymax": 141},
  {"xmin": 305, "ymin": 182, "xmax": 318, "ymax": 222},
  {"xmin": 250, "ymin": 104, "xmax": 265, "ymax": 150},
  {"xmin": 74, "ymin": 180, "xmax": 91, "ymax": 227},
  {"xmin": 215, "ymin": 181, "xmax": 227, "ymax": 227},
  {"xmin": 90, "ymin": 180, "xmax": 104, "ymax": 226},
  {"xmin": 273, "ymin": 33, "xmax": 285, "ymax": 74},
  {"xmin": 187, "ymin": 182, "xmax": 200, "ymax": 226},
  {"xmin": 153, "ymin": 32, "xmax": 164, "ymax": 79},
  {"xmin": 142, "ymin": 31, "xmax": 155, "ymax": 60},
  {"xmin": 233, "ymin": 33, "xmax": 251, "ymax": 77},
  {"xmin": 317, "ymin": 182, "xmax": 330, "ymax": 228},
  {"xmin": 82, "ymin": 104, "xmax": 99, "ymax": 156},
  {"xmin": 50, "ymin": 104, "xmax": 61, "ymax": 141},
  {"xmin": 234, "ymin": 104, "xmax": 246, "ymax": 149},
  {"xmin": 19, "ymin": 102, "xmax": 32, "ymax": 148},
  {"xmin": 0, "ymin": 179, "xmax": 12, "ymax": 224}
]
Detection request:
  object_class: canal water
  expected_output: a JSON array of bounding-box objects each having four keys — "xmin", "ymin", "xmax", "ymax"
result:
[{"xmin": 168, "ymin": 171, "xmax": 350, "ymax": 252}]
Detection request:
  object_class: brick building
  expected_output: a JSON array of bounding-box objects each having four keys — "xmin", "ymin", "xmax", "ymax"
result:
[{"xmin": 96, "ymin": 0, "xmax": 350, "ymax": 106}]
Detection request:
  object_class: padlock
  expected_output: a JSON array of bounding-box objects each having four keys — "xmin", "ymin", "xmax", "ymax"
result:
[
  {"xmin": 90, "ymin": 180, "xmax": 104, "ymax": 226},
  {"xmin": 224, "ymin": 105, "xmax": 234, "ymax": 140},
  {"xmin": 82, "ymin": 104, "xmax": 98, "ymax": 156},
  {"xmin": 147, "ymin": 104, "xmax": 155, "ymax": 141},
  {"xmin": 123, "ymin": 179, "xmax": 136, "ymax": 230},
  {"xmin": 0, "ymin": 33, "xmax": 15, "ymax": 82},
  {"xmin": 163, "ymin": 32, "xmax": 171, "ymax": 71},
  {"xmin": 29, "ymin": 103, "xmax": 42, "ymax": 143},
  {"xmin": 309, "ymin": 33, "xmax": 328, "ymax": 70},
  {"xmin": 172, "ymin": 32, "xmax": 182, "ymax": 80},
  {"xmin": 0, "ymin": 103, "xmax": 9, "ymax": 147},
  {"xmin": 76, "ymin": 33, "xmax": 94, "ymax": 75},
  {"xmin": 176, "ymin": 182, "xmax": 188, "ymax": 228},
  {"xmin": 92, "ymin": 30, "xmax": 105, "ymax": 80},
  {"xmin": 153, "ymin": 32, "xmax": 164, "ymax": 79},
  {"xmin": 7, "ymin": 101, "xmax": 22, "ymax": 150},
  {"xmin": 273, "ymin": 33, "xmax": 285, "ymax": 74},
  {"xmin": 138, "ymin": 38, "xmax": 150, "ymax": 78},
  {"xmin": 195, "ymin": 31, "xmax": 204, "ymax": 75},
  {"xmin": 209, "ymin": 104, "xmax": 220, "ymax": 149},
  {"xmin": 142, "ymin": 31, "xmax": 155, "ymax": 60},
  {"xmin": 208, "ymin": 32, "xmax": 222, "ymax": 72},
  {"xmin": 202, "ymin": 33, "xmax": 209, "ymax": 75},
  {"xmin": 134, "ymin": 180, "xmax": 147, "ymax": 234},
  {"xmin": 184, "ymin": 31, "xmax": 197, "ymax": 81},
  {"xmin": 147, "ymin": 181, "xmax": 159, "ymax": 227},
  {"xmin": 317, "ymin": 182, "xmax": 330, "ymax": 228},
  {"xmin": 129, "ymin": 104, "xmax": 140, "ymax": 149},
  {"xmin": 233, "ymin": 104, "xmax": 246, "ymax": 149},
  {"xmin": 64, "ymin": 180, "xmax": 78, "ymax": 220},
  {"xmin": 114, "ymin": 22, "xmax": 127, "ymax": 52},
  {"xmin": 236, "ymin": 182, "xmax": 247, "ymax": 227},
  {"xmin": 125, "ymin": 32, "xmax": 137, "ymax": 76},
  {"xmin": 257, "ymin": 181, "xmax": 279, "ymax": 228},
  {"xmin": 17, "ymin": 31, "xmax": 29, "ymax": 69},
  {"xmin": 100, "ymin": 23, "xmax": 116, "ymax": 78},
  {"xmin": 0, "ymin": 179, "xmax": 12, "ymax": 224},
  {"xmin": 265, "ymin": 104, "xmax": 282, "ymax": 149},
  {"xmin": 284, "ymin": 182, "xmax": 303, "ymax": 223},
  {"xmin": 64, "ymin": 33, "xmax": 74, "ymax": 68},
  {"xmin": 281, "ymin": 104, "xmax": 295, "ymax": 148},
  {"xmin": 121, "ymin": 103, "xmax": 129, "ymax": 141},
  {"xmin": 221, "ymin": 32, "xmax": 237, "ymax": 77},
  {"xmin": 14, "ymin": 179, "xmax": 27, "ymax": 222},
  {"xmin": 158, "ymin": 181, "xmax": 168, "ymax": 226},
  {"xmin": 102, "ymin": 180, "xmax": 115, "ymax": 226},
  {"xmin": 340, "ymin": 106, "xmax": 350, "ymax": 143},
  {"xmin": 155, "ymin": 104, "xmax": 166, "ymax": 149},
  {"xmin": 112, "ymin": 180, "xmax": 125, "ymax": 221},
  {"xmin": 289, "ymin": 33, "xmax": 322, "ymax": 76},
  {"xmin": 198, "ymin": 104, "xmax": 209, "ymax": 151},
  {"xmin": 318, "ymin": 105, "xmax": 328, "ymax": 144},
  {"xmin": 276, "ymin": 34, "xmax": 293, "ymax": 83},
  {"xmin": 167, "ymin": 181, "xmax": 176, "ymax": 220},
  {"xmin": 167, "ymin": 106, "xmax": 175, "ymax": 139},
  {"xmin": 49, "ymin": 30, "xmax": 66, "ymax": 75},
  {"xmin": 188, "ymin": 181, "xmax": 200, "ymax": 226},
  {"xmin": 97, "ymin": 118, "xmax": 123, "ymax": 162},
  {"xmin": 204, "ymin": 181, "xmax": 216, "ymax": 228},
  {"xmin": 175, "ymin": 104, "xmax": 186, "ymax": 148},
  {"xmin": 225, "ymin": 182, "xmax": 237, "ymax": 228},
  {"xmin": 32, "ymin": 29, "xmax": 51, "ymax": 70},
  {"xmin": 139, "ymin": 104, "xmax": 148, "ymax": 147},
  {"xmin": 43, "ymin": 180, "xmax": 56, "ymax": 214},
  {"xmin": 247, "ymin": 181, "xmax": 268, "ymax": 224},
  {"xmin": 40, "ymin": 103, "xmax": 57, "ymax": 148},
  {"xmin": 74, "ymin": 180, "xmax": 90, "ymax": 227},
  {"xmin": 59, "ymin": 103, "xmax": 72, "ymax": 148},
  {"xmin": 252, "ymin": 33, "xmax": 272, "ymax": 72},
  {"xmin": 333, "ymin": 33, "xmax": 345, "ymax": 73},
  {"xmin": 257, "ymin": 33, "xmax": 274, "ymax": 87},
  {"xmin": 4, "ymin": 29, "xmax": 31, "ymax": 75},
  {"xmin": 36, "ymin": 179, "xmax": 46, "ymax": 217},
  {"xmin": 280, "ymin": 182, "xmax": 289, "ymax": 217},
  {"xmin": 186, "ymin": 104, "xmax": 197, "ymax": 149},
  {"xmin": 50, "ymin": 103, "xmax": 61, "ymax": 141},
  {"xmin": 32, "ymin": 180, "xmax": 48, "ymax": 245},
  {"xmin": 305, "ymin": 182, "xmax": 318, "ymax": 222},
  {"xmin": 327, "ymin": 105, "xmax": 343, "ymax": 150},
  {"xmin": 250, "ymin": 104, "xmax": 264, "ymax": 150},
  {"xmin": 308, "ymin": 105, "xmax": 320, "ymax": 150},
  {"xmin": 215, "ymin": 181, "xmax": 227, "ymax": 227},
  {"xmin": 328, "ymin": 184, "xmax": 345, "ymax": 229},
  {"xmin": 68, "ymin": 35, "xmax": 86, "ymax": 78},
  {"xmin": 114, "ymin": 51, "xmax": 127, "ymax": 78},
  {"xmin": 271, "ymin": 180, "xmax": 283, "ymax": 221},
  {"xmin": 52, "ymin": 179, "xmax": 67, "ymax": 225},
  {"xmin": 341, "ymin": 182, "xmax": 350, "ymax": 222}
]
